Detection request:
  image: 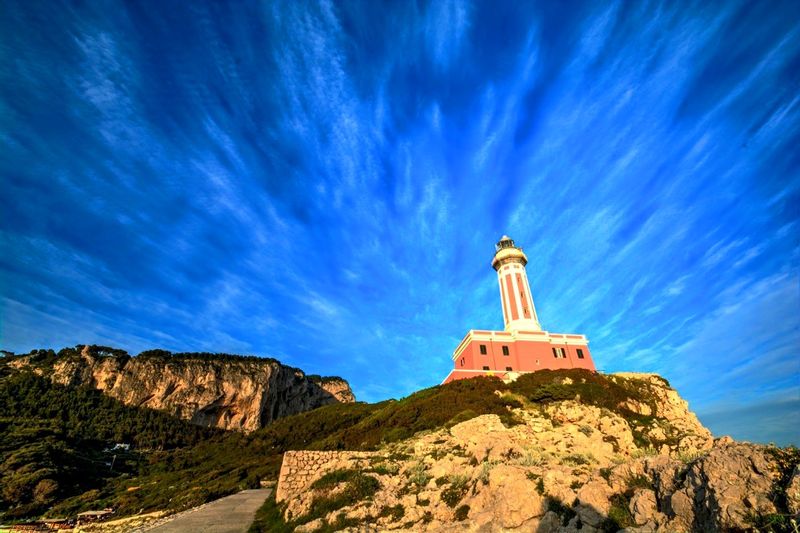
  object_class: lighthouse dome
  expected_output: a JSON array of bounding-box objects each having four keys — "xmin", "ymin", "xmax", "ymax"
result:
[{"xmin": 496, "ymin": 235, "xmax": 516, "ymax": 251}]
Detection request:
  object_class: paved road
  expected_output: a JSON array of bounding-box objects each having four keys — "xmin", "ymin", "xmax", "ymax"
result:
[{"xmin": 141, "ymin": 489, "xmax": 272, "ymax": 533}]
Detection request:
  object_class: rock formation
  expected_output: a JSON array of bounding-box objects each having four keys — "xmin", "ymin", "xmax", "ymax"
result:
[
  {"xmin": 275, "ymin": 373, "xmax": 799, "ymax": 532},
  {"xmin": 9, "ymin": 345, "xmax": 355, "ymax": 432}
]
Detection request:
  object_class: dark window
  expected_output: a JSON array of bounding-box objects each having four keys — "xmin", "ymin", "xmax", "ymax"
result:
[
  {"xmin": 502, "ymin": 345, "xmax": 510, "ymax": 356},
  {"xmin": 552, "ymin": 347, "xmax": 558, "ymax": 358},
  {"xmin": 560, "ymin": 348, "xmax": 566, "ymax": 358},
  {"xmin": 505, "ymin": 366, "xmax": 512, "ymax": 371},
  {"xmin": 479, "ymin": 344, "xmax": 487, "ymax": 355},
  {"xmin": 577, "ymin": 349, "xmax": 584, "ymax": 359},
  {"xmin": 482, "ymin": 366, "xmax": 490, "ymax": 370},
  {"xmin": 460, "ymin": 357, "xmax": 465, "ymax": 366}
]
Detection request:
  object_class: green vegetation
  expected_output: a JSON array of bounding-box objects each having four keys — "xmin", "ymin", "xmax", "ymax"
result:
[
  {"xmin": 304, "ymin": 472, "xmax": 379, "ymax": 524},
  {"xmin": 378, "ymin": 503, "xmax": 404, "ymax": 520},
  {"xmin": 440, "ymin": 475, "xmax": 470, "ymax": 508},
  {"xmin": 310, "ymin": 469, "xmax": 362, "ymax": 490},
  {"xmin": 598, "ymin": 473, "xmax": 656, "ymax": 532},
  {"xmin": 454, "ymin": 504, "xmax": 470, "ymax": 521},
  {"xmin": 247, "ymin": 495, "xmax": 293, "ymax": 533},
  {"xmin": 602, "ymin": 493, "xmax": 635, "ymax": 531},
  {"xmin": 407, "ymin": 461, "xmax": 431, "ymax": 491},
  {"xmin": 560, "ymin": 452, "xmax": 596, "ymax": 466},
  {"xmin": 746, "ymin": 446, "xmax": 800, "ymax": 533},
  {"xmin": 0, "ymin": 352, "xmax": 683, "ymax": 526},
  {"xmin": 251, "ymin": 471, "xmax": 379, "ymax": 532},
  {"xmin": 0, "ymin": 372, "xmax": 217, "ymax": 521}
]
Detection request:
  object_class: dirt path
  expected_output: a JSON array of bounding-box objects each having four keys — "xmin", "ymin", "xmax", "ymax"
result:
[{"xmin": 137, "ymin": 489, "xmax": 272, "ymax": 533}]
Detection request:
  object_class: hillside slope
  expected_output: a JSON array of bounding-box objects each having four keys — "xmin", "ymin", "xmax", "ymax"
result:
[
  {"xmin": 2, "ymin": 363, "xmax": 797, "ymax": 531},
  {"xmin": 256, "ymin": 371, "xmax": 800, "ymax": 533},
  {"xmin": 0, "ymin": 371, "xmax": 219, "ymax": 521},
  {"xmin": 5, "ymin": 345, "xmax": 355, "ymax": 432}
]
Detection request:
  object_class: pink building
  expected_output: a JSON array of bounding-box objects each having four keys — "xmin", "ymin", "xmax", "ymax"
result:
[{"xmin": 443, "ymin": 236, "xmax": 596, "ymax": 384}]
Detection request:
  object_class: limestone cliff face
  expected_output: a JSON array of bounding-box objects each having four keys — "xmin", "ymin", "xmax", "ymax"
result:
[
  {"xmin": 25, "ymin": 346, "xmax": 355, "ymax": 432},
  {"xmin": 311, "ymin": 377, "xmax": 356, "ymax": 403}
]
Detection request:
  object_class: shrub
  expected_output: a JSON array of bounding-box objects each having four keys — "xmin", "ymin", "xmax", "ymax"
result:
[
  {"xmin": 631, "ymin": 446, "xmax": 659, "ymax": 458},
  {"xmin": 454, "ymin": 504, "xmax": 470, "ymax": 521},
  {"xmin": 676, "ymin": 449, "xmax": 707, "ymax": 464},
  {"xmin": 408, "ymin": 462, "xmax": 431, "ymax": 489},
  {"xmin": 440, "ymin": 475, "xmax": 470, "ymax": 508},
  {"xmin": 378, "ymin": 504, "xmax": 404, "ymax": 521},
  {"xmin": 604, "ymin": 494, "xmax": 634, "ymax": 530},
  {"xmin": 478, "ymin": 461, "xmax": 496, "ymax": 484},
  {"xmin": 626, "ymin": 474, "xmax": 653, "ymax": 491}
]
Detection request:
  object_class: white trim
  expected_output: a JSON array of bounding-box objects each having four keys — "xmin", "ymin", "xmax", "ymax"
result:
[
  {"xmin": 497, "ymin": 273, "xmax": 508, "ymax": 324},
  {"xmin": 451, "ymin": 329, "xmax": 590, "ymax": 360}
]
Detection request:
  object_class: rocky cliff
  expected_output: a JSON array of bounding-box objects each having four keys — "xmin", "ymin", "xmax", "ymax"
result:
[
  {"xmin": 272, "ymin": 373, "xmax": 800, "ymax": 532},
  {"xmin": 9, "ymin": 345, "xmax": 355, "ymax": 432}
]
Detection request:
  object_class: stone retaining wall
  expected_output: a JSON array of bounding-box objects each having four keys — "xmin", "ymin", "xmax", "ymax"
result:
[{"xmin": 275, "ymin": 450, "xmax": 378, "ymax": 503}]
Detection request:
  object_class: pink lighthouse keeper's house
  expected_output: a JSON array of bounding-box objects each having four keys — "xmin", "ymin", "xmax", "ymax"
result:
[{"xmin": 443, "ymin": 236, "xmax": 596, "ymax": 383}]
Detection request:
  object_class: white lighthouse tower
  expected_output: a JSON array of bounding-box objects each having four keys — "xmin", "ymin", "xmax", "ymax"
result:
[
  {"xmin": 441, "ymin": 235, "xmax": 595, "ymax": 384},
  {"xmin": 491, "ymin": 235, "xmax": 542, "ymax": 332}
]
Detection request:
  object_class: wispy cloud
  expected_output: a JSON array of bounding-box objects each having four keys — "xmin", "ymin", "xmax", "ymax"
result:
[{"xmin": 1, "ymin": 0, "xmax": 798, "ymax": 443}]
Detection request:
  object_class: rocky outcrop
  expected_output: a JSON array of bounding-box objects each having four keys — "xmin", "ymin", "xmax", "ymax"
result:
[
  {"xmin": 12, "ymin": 346, "xmax": 355, "ymax": 432},
  {"xmin": 310, "ymin": 376, "xmax": 356, "ymax": 403},
  {"xmin": 275, "ymin": 373, "xmax": 798, "ymax": 532}
]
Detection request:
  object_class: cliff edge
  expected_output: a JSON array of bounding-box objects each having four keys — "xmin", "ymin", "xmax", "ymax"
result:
[
  {"xmin": 268, "ymin": 372, "xmax": 799, "ymax": 532},
  {"xmin": 8, "ymin": 345, "xmax": 355, "ymax": 432}
]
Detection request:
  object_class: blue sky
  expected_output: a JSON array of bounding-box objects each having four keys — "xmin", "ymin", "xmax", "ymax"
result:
[{"xmin": 1, "ymin": 1, "xmax": 798, "ymax": 445}]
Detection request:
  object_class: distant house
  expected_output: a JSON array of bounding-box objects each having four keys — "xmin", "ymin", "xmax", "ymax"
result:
[{"xmin": 76, "ymin": 508, "xmax": 114, "ymax": 524}]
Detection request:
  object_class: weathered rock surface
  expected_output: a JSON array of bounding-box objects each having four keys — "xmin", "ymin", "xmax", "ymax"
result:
[
  {"xmin": 311, "ymin": 376, "xmax": 356, "ymax": 403},
  {"xmin": 12, "ymin": 346, "xmax": 354, "ymax": 432},
  {"xmin": 275, "ymin": 373, "xmax": 798, "ymax": 532}
]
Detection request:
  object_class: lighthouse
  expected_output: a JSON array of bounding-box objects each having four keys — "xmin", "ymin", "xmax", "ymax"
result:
[
  {"xmin": 493, "ymin": 235, "xmax": 542, "ymax": 332},
  {"xmin": 443, "ymin": 236, "xmax": 596, "ymax": 383}
]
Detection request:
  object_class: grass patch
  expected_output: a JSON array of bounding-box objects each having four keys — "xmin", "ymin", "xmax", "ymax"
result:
[
  {"xmin": 408, "ymin": 462, "xmax": 431, "ymax": 491},
  {"xmin": 378, "ymin": 504, "xmax": 404, "ymax": 521},
  {"xmin": 440, "ymin": 475, "xmax": 470, "ymax": 508},
  {"xmin": 248, "ymin": 494, "xmax": 293, "ymax": 533},
  {"xmin": 561, "ymin": 453, "xmax": 595, "ymax": 466},
  {"xmin": 310, "ymin": 469, "xmax": 359, "ymax": 490},
  {"xmin": 602, "ymin": 493, "xmax": 635, "ymax": 531},
  {"xmin": 301, "ymin": 472, "xmax": 380, "ymax": 525},
  {"xmin": 750, "ymin": 446, "xmax": 800, "ymax": 533}
]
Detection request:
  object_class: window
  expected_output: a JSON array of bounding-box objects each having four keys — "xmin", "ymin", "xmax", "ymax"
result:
[
  {"xmin": 479, "ymin": 344, "xmax": 487, "ymax": 355},
  {"xmin": 482, "ymin": 366, "xmax": 490, "ymax": 370},
  {"xmin": 577, "ymin": 349, "xmax": 584, "ymax": 359},
  {"xmin": 560, "ymin": 347, "xmax": 566, "ymax": 358},
  {"xmin": 502, "ymin": 345, "xmax": 509, "ymax": 356},
  {"xmin": 505, "ymin": 366, "xmax": 512, "ymax": 371},
  {"xmin": 460, "ymin": 357, "xmax": 465, "ymax": 366},
  {"xmin": 552, "ymin": 347, "xmax": 558, "ymax": 358}
]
